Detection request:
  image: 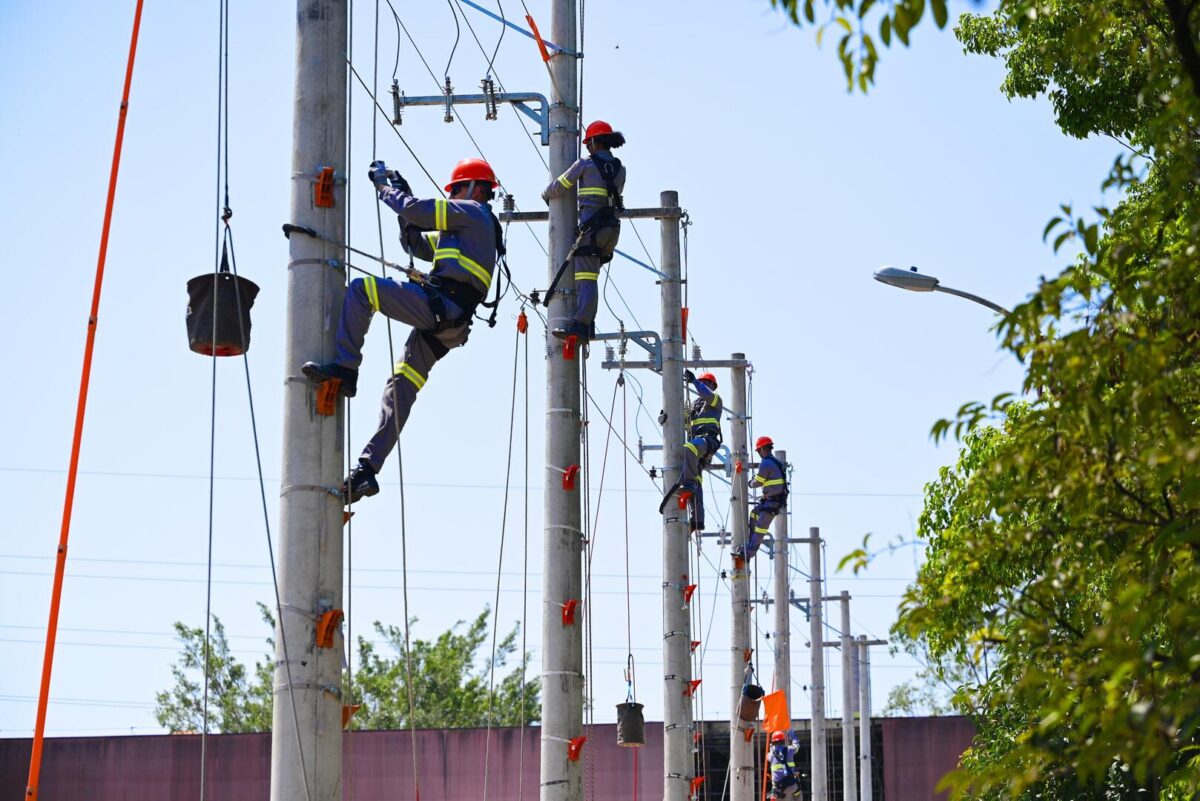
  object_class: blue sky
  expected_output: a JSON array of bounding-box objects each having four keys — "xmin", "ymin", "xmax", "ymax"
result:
[{"xmin": 1, "ymin": 0, "xmax": 1115, "ymax": 736}]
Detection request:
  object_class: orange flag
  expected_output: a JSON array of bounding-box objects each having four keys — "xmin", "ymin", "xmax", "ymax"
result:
[{"xmin": 762, "ymin": 689, "xmax": 789, "ymax": 734}]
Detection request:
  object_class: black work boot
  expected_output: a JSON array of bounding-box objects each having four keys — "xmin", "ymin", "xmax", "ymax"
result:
[
  {"xmin": 301, "ymin": 361, "xmax": 359, "ymax": 398},
  {"xmin": 343, "ymin": 461, "xmax": 379, "ymax": 504},
  {"xmin": 551, "ymin": 320, "xmax": 589, "ymax": 342}
]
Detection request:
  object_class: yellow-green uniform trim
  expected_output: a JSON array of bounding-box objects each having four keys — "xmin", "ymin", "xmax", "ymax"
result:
[
  {"xmin": 364, "ymin": 275, "xmax": 381, "ymax": 312},
  {"xmin": 433, "ymin": 247, "xmax": 493, "ymax": 289},
  {"xmin": 393, "ymin": 361, "xmax": 427, "ymax": 390}
]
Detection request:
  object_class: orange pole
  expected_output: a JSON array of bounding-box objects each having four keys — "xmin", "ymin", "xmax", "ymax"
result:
[{"xmin": 25, "ymin": 1, "xmax": 145, "ymax": 797}]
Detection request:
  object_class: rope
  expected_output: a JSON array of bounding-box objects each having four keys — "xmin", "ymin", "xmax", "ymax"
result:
[
  {"xmin": 344, "ymin": 5, "xmax": 358, "ymax": 800},
  {"xmin": 483, "ymin": 308, "xmax": 526, "ymax": 801},
  {"xmin": 518, "ymin": 303, "xmax": 530, "ymax": 801}
]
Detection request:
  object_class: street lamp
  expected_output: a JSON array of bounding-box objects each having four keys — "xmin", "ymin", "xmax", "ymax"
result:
[{"xmin": 873, "ymin": 265, "xmax": 1011, "ymax": 315}]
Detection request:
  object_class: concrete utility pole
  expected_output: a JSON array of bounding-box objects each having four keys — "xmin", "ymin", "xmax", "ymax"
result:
[
  {"xmin": 657, "ymin": 190, "xmax": 693, "ymax": 801},
  {"xmin": 542, "ymin": 0, "xmax": 583, "ymax": 799},
  {"xmin": 271, "ymin": 2, "xmax": 347, "ymax": 800},
  {"xmin": 839, "ymin": 591, "xmax": 858, "ymax": 801},
  {"xmin": 771, "ymin": 451, "xmax": 791, "ymax": 716},
  {"xmin": 856, "ymin": 635, "xmax": 885, "ymax": 801},
  {"xmin": 729, "ymin": 357, "xmax": 753, "ymax": 801},
  {"xmin": 808, "ymin": 530, "xmax": 828, "ymax": 801},
  {"xmin": 858, "ymin": 636, "xmax": 872, "ymax": 801}
]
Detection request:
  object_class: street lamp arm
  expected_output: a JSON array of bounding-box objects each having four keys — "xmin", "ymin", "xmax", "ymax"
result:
[{"xmin": 934, "ymin": 285, "xmax": 1011, "ymax": 316}]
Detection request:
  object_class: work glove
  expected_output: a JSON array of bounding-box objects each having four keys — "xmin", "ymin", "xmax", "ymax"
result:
[
  {"xmin": 684, "ymin": 369, "xmax": 696, "ymax": 383},
  {"xmin": 368, "ymin": 160, "xmax": 391, "ymax": 187},
  {"xmin": 657, "ymin": 409, "xmax": 668, "ymax": 426}
]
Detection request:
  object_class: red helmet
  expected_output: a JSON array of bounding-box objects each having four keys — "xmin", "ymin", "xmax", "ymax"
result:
[
  {"xmin": 698, "ymin": 372, "xmax": 717, "ymax": 388},
  {"xmin": 444, "ymin": 158, "xmax": 499, "ymax": 193},
  {"xmin": 755, "ymin": 436, "xmax": 774, "ymax": 451},
  {"xmin": 583, "ymin": 120, "xmax": 614, "ymax": 143},
  {"xmin": 771, "ymin": 731, "xmax": 786, "ymax": 743}
]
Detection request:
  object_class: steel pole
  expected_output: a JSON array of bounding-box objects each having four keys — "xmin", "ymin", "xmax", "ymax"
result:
[
  {"xmin": 772, "ymin": 451, "xmax": 790, "ymax": 718},
  {"xmin": 859, "ymin": 636, "xmax": 873, "ymax": 801},
  {"xmin": 728, "ymin": 357, "xmax": 754, "ymax": 801},
  {"xmin": 271, "ymin": 1, "xmax": 348, "ymax": 799},
  {"xmin": 840, "ymin": 592, "xmax": 858, "ymax": 801},
  {"xmin": 658, "ymin": 190, "xmax": 692, "ymax": 801},
  {"xmin": 541, "ymin": 1, "xmax": 582, "ymax": 800},
  {"xmin": 808, "ymin": 531, "xmax": 827, "ymax": 801}
]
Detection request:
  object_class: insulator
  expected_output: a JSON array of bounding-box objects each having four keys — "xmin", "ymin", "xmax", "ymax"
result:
[
  {"xmin": 691, "ymin": 344, "xmax": 701, "ymax": 361},
  {"xmin": 604, "ymin": 344, "xmax": 615, "ymax": 362},
  {"xmin": 390, "ymin": 80, "xmax": 404, "ymax": 125},
  {"xmin": 442, "ymin": 76, "xmax": 454, "ymax": 123},
  {"xmin": 481, "ymin": 76, "xmax": 498, "ymax": 120},
  {"xmin": 502, "ymin": 193, "xmax": 515, "ymax": 213}
]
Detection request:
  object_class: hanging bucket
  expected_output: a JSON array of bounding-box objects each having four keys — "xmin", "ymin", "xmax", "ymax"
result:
[
  {"xmin": 616, "ymin": 701, "xmax": 645, "ymax": 747},
  {"xmin": 186, "ymin": 271, "xmax": 260, "ymax": 356},
  {"xmin": 738, "ymin": 683, "xmax": 765, "ymax": 722}
]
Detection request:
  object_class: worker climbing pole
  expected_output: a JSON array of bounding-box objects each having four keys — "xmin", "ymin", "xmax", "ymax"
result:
[
  {"xmin": 542, "ymin": 119, "xmax": 628, "ymax": 342},
  {"xmin": 658, "ymin": 371, "xmax": 724, "ymax": 532},
  {"xmin": 300, "ymin": 156, "xmax": 508, "ymax": 504}
]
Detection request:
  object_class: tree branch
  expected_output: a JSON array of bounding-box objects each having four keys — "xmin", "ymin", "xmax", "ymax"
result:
[{"xmin": 1162, "ymin": 0, "xmax": 1200, "ymax": 104}]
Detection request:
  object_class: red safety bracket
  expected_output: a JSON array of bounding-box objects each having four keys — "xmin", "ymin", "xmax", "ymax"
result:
[
  {"xmin": 732, "ymin": 553, "xmax": 746, "ymax": 570},
  {"xmin": 683, "ymin": 583, "xmax": 698, "ymax": 604},
  {"xmin": 689, "ymin": 640, "xmax": 701, "ymax": 654},
  {"xmin": 690, "ymin": 776, "xmax": 706, "ymax": 798},
  {"xmin": 561, "ymin": 598, "xmax": 578, "ymax": 626},
  {"xmin": 684, "ymin": 679, "xmax": 702, "ymax": 698},
  {"xmin": 315, "ymin": 609, "xmax": 344, "ymax": 649},
  {"xmin": 562, "ymin": 464, "xmax": 579, "ymax": 491},
  {"xmin": 567, "ymin": 735, "xmax": 587, "ymax": 762},
  {"xmin": 517, "ymin": 310, "xmax": 528, "ymax": 334},
  {"xmin": 743, "ymin": 647, "xmax": 753, "ymax": 664},
  {"xmin": 315, "ymin": 379, "xmax": 341, "ymax": 416},
  {"xmin": 678, "ymin": 489, "xmax": 693, "ymax": 510},
  {"xmin": 343, "ymin": 511, "xmax": 355, "ymax": 526},
  {"xmin": 563, "ymin": 334, "xmax": 578, "ymax": 359},
  {"xmin": 735, "ymin": 458, "xmax": 744, "ymax": 474},
  {"xmin": 681, "ymin": 307, "xmax": 689, "ymax": 343},
  {"xmin": 526, "ymin": 14, "xmax": 552, "ymax": 62},
  {"xmin": 341, "ymin": 703, "xmax": 361, "ymax": 730},
  {"xmin": 743, "ymin": 727, "xmax": 755, "ymax": 743},
  {"xmin": 314, "ymin": 166, "xmax": 336, "ymax": 208}
]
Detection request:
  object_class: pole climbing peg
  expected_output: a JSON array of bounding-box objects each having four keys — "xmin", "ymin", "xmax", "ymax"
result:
[
  {"xmin": 683, "ymin": 583, "xmax": 698, "ymax": 604},
  {"xmin": 562, "ymin": 464, "xmax": 579, "ymax": 490},
  {"xmin": 561, "ymin": 598, "xmax": 578, "ymax": 625},
  {"xmin": 567, "ymin": 736, "xmax": 587, "ymax": 762},
  {"xmin": 690, "ymin": 776, "xmax": 706, "ymax": 798},
  {"xmin": 314, "ymin": 167, "xmax": 336, "ymax": 208},
  {"xmin": 684, "ymin": 679, "xmax": 703, "ymax": 698},
  {"xmin": 315, "ymin": 609, "xmax": 343, "ymax": 649},
  {"xmin": 563, "ymin": 334, "xmax": 578, "ymax": 359},
  {"xmin": 315, "ymin": 379, "xmax": 341, "ymax": 416},
  {"xmin": 689, "ymin": 640, "xmax": 701, "ymax": 653}
]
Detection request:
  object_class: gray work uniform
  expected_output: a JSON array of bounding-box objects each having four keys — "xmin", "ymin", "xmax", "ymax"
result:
[
  {"xmin": 542, "ymin": 151, "xmax": 626, "ymax": 328},
  {"xmin": 747, "ymin": 454, "xmax": 787, "ymax": 558},
  {"xmin": 332, "ymin": 187, "xmax": 498, "ymax": 472}
]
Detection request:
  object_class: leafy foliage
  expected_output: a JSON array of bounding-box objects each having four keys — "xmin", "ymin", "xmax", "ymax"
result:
[
  {"xmin": 154, "ymin": 605, "xmax": 538, "ymax": 733},
  {"xmin": 347, "ymin": 610, "xmax": 539, "ymax": 730},
  {"xmin": 153, "ymin": 606, "xmax": 274, "ymax": 734},
  {"xmin": 818, "ymin": 0, "xmax": 1200, "ymax": 797}
]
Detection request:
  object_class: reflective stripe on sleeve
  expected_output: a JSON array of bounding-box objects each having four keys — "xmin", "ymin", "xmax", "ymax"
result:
[
  {"xmin": 760, "ymin": 478, "xmax": 785, "ymax": 487},
  {"xmin": 690, "ymin": 417, "xmax": 719, "ymax": 427},
  {"xmin": 575, "ymin": 272, "xmax": 599, "ymax": 281},
  {"xmin": 364, "ymin": 275, "xmax": 380, "ymax": 312},
  {"xmin": 393, "ymin": 361, "xmax": 427, "ymax": 390},
  {"xmin": 557, "ymin": 174, "xmax": 573, "ymax": 188},
  {"xmin": 434, "ymin": 198, "xmax": 448, "ymax": 230}
]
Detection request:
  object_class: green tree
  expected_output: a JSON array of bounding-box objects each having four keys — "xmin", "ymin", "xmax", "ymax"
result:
[
  {"xmin": 155, "ymin": 605, "xmax": 538, "ymax": 733},
  {"xmin": 348, "ymin": 610, "xmax": 539, "ymax": 730},
  {"xmin": 153, "ymin": 607, "xmax": 273, "ymax": 733},
  {"xmin": 770, "ymin": 0, "xmax": 1200, "ymax": 796}
]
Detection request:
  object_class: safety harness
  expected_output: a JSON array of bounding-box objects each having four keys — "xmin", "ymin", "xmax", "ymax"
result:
[
  {"xmin": 759, "ymin": 453, "xmax": 789, "ymax": 505},
  {"xmin": 412, "ymin": 207, "xmax": 510, "ymax": 339}
]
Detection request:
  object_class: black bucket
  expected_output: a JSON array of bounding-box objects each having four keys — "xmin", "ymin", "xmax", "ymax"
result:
[
  {"xmin": 738, "ymin": 683, "xmax": 764, "ymax": 722},
  {"xmin": 186, "ymin": 272, "xmax": 260, "ymax": 356},
  {"xmin": 616, "ymin": 701, "xmax": 645, "ymax": 747}
]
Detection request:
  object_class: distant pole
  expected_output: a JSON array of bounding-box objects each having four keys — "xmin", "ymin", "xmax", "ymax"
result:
[
  {"xmin": 851, "ymin": 642, "xmax": 861, "ymax": 717},
  {"xmin": 808, "ymin": 530, "xmax": 827, "ymax": 801},
  {"xmin": 858, "ymin": 636, "xmax": 873, "ymax": 801},
  {"xmin": 271, "ymin": 0, "xmax": 348, "ymax": 798},
  {"xmin": 839, "ymin": 592, "xmax": 858, "ymax": 801},
  {"xmin": 771, "ymin": 451, "xmax": 790, "ymax": 716},
  {"xmin": 729, "ymin": 356, "xmax": 753, "ymax": 801},
  {"xmin": 541, "ymin": 0, "xmax": 582, "ymax": 798},
  {"xmin": 658, "ymin": 190, "xmax": 692, "ymax": 801}
]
